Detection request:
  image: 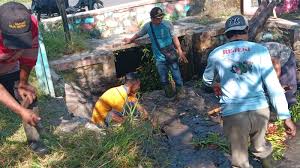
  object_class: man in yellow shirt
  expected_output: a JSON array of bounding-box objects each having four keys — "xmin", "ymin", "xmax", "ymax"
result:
[{"xmin": 92, "ymin": 72, "xmax": 148, "ymax": 126}]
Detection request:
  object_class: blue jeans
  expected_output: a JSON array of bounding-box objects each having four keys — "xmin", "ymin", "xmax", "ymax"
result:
[{"xmin": 156, "ymin": 61, "xmax": 183, "ymax": 87}]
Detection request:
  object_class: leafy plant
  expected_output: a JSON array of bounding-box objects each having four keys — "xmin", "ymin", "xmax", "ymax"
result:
[
  {"xmin": 195, "ymin": 80, "xmax": 204, "ymax": 88},
  {"xmin": 266, "ymin": 92, "xmax": 300, "ymax": 160},
  {"xmin": 192, "ymin": 132, "xmax": 229, "ymax": 153},
  {"xmin": 266, "ymin": 121, "xmax": 287, "ymax": 160},
  {"xmin": 137, "ymin": 47, "xmax": 162, "ymax": 92},
  {"xmin": 290, "ymin": 93, "xmax": 300, "ymax": 122}
]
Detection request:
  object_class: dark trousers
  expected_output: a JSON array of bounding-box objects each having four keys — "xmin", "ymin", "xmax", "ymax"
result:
[{"xmin": 0, "ymin": 71, "xmax": 40, "ymax": 142}]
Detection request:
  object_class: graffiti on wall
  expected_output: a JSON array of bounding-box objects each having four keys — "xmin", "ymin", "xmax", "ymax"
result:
[
  {"xmin": 243, "ymin": 0, "xmax": 299, "ymax": 16},
  {"xmin": 65, "ymin": 0, "xmax": 191, "ymax": 39}
]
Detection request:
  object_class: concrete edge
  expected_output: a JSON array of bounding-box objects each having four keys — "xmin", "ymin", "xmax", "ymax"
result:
[{"xmin": 50, "ymin": 50, "xmax": 114, "ymax": 71}]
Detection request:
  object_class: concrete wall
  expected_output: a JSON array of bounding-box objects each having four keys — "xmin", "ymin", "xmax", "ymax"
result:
[{"xmin": 42, "ymin": 0, "xmax": 191, "ymax": 38}]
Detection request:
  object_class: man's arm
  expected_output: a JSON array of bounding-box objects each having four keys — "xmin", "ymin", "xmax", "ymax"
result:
[
  {"xmin": 123, "ymin": 34, "xmax": 141, "ymax": 44},
  {"xmin": 202, "ymin": 54, "xmax": 216, "ymax": 87},
  {"xmin": 271, "ymin": 57, "xmax": 281, "ymax": 77},
  {"xmin": 166, "ymin": 21, "xmax": 188, "ymax": 63},
  {"xmin": 173, "ymin": 36, "xmax": 188, "ymax": 63},
  {"xmin": 18, "ymin": 16, "xmax": 39, "ymax": 104},
  {"xmin": 0, "ymin": 84, "xmax": 40, "ymax": 126},
  {"xmin": 260, "ymin": 50, "xmax": 296, "ymax": 136},
  {"xmin": 123, "ymin": 23, "xmax": 149, "ymax": 44},
  {"xmin": 17, "ymin": 54, "xmax": 37, "ymax": 104},
  {"xmin": 271, "ymin": 57, "xmax": 291, "ymax": 91}
]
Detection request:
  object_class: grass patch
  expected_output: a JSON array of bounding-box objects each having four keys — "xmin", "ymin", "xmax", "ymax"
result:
[
  {"xmin": 40, "ymin": 25, "xmax": 90, "ymax": 60},
  {"xmin": 0, "ymin": 102, "xmax": 158, "ymax": 167},
  {"xmin": 192, "ymin": 132, "xmax": 229, "ymax": 153},
  {"xmin": 0, "ymin": 69, "xmax": 160, "ymax": 167}
]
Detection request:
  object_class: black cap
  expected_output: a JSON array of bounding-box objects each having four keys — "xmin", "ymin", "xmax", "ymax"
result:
[
  {"xmin": 150, "ymin": 7, "xmax": 165, "ymax": 18},
  {"xmin": 224, "ymin": 15, "xmax": 249, "ymax": 33},
  {"xmin": 0, "ymin": 2, "xmax": 33, "ymax": 49},
  {"xmin": 125, "ymin": 72, "xmax": 139, "ymax": 81}
]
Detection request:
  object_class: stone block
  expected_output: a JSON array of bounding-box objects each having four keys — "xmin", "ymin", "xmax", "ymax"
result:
[
  {"xmin": 65, "ymin": 83, "xmax": 94, "ymax": 119},
  {"xmin": 55, "ymin": 116, "xmax": 105, "ymax": 133},
  {"xmin": 50, "ymin": 50, "xmax": 115, "ymax": 72}
]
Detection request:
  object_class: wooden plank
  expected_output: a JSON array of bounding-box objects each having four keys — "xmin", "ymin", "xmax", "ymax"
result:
[{"xmin": 35, "ymin": 32, "xmax": 56, "ymax": 97}]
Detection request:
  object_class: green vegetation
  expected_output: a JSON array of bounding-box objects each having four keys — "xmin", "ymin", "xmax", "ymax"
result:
[
  {"xmin": 266, "ymin": 93, "xmax": 300, "ymax": 160},
  {"xmin": 290, "ymin": 93, "xmax": 300, "ymax": 122},
  {"xmin": 40, "ymin": 25, "xmax": 90, "ymax": 60},
  {"xmin": 0, "ymin": 100, "xmax": 159, "ymax": 167},
  {"xmin": 266, "ymin": 121, "xmax": 287, "ymax": 160},
  {"xmin": 0, "ymin": 70, "xmax": 160, "ymax": 167},
  {"xmin": 137, "ymin": 47, "xmax": 162, "ymax": 92},
  {"xmin": 192, "ymin": 132, "xmax": 229, "ymax": 153}
]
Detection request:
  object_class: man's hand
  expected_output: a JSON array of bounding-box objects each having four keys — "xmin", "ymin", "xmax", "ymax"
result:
[
  {"xmin": 284, "ymin": 118, "xmax": 297, "ymax": 137},
  {"xmin": 18, "ymin": 83, "xmax": 36, "ymax": 104},
  {"xmin": 282, "ymin": 85, "xmax": 292, "ymax": 92},
  {"xmin": 111, "ymin": 112, "xmax": 125, "ymax": 123},
  {"xmin": 20, "ymin": 108, "xmax": 40, "ymax": 126},
  {"xmin": 136, "ymin": 104, "xmax": 148, "ymax": 120},
  {"xmin": 140, "ymin": 109, "xmax": 149, "ymax": 120},
  {"xmin": 178, "ymin": 50, "xmax": 188, "ymax": 63},
  {"xmin": 123, "ymin": 38, "xmax": 132, "ymax": 44}
]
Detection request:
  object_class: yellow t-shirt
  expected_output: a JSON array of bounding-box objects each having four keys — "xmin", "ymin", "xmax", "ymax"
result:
[{"xmin": 91, "ymin": 85, "xmax": 137, "ymax": 125}]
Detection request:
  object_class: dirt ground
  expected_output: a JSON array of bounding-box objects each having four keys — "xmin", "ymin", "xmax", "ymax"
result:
[
  {"xmin": 32, "ymin": 81, "xmax": 300, "ymax": 168},
  {"xmin": 140, "ymin": 81, "xmax": 263, "ymax": 168}
]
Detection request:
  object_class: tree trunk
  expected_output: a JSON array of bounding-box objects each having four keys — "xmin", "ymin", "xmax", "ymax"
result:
[
  {"xmin": 56, "ymin": 0, "xmax": 71, "ymax": 43},
  {"xmin": 248, "ymin": 0, "xmax": 276, "ymax": 41}
]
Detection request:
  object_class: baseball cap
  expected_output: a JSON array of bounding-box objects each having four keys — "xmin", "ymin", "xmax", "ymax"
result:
[
  {"xmin": 224, "ymin": 15, "xmax": 249, "ymax": 33},
  {"xmin": 150, "ymin": 7, "xmax": 165, "ymax": 18},
  {"xmin": 0, "ymin": 2, "xmax": 33, "ymax": 49}
]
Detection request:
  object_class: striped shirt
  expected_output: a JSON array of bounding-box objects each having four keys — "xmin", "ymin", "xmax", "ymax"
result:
[{"xmin": 0, "ymin": 15, "xmax": 38, "ymax": 75}]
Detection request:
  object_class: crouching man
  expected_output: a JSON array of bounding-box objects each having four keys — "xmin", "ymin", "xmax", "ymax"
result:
[
  {"xmin": 260, "ymin": 33, "xmax": 298, "ymax": 108},
  {"xmin": 91, "ymin": 72, "xmax": 148, "ymax": 126}
]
